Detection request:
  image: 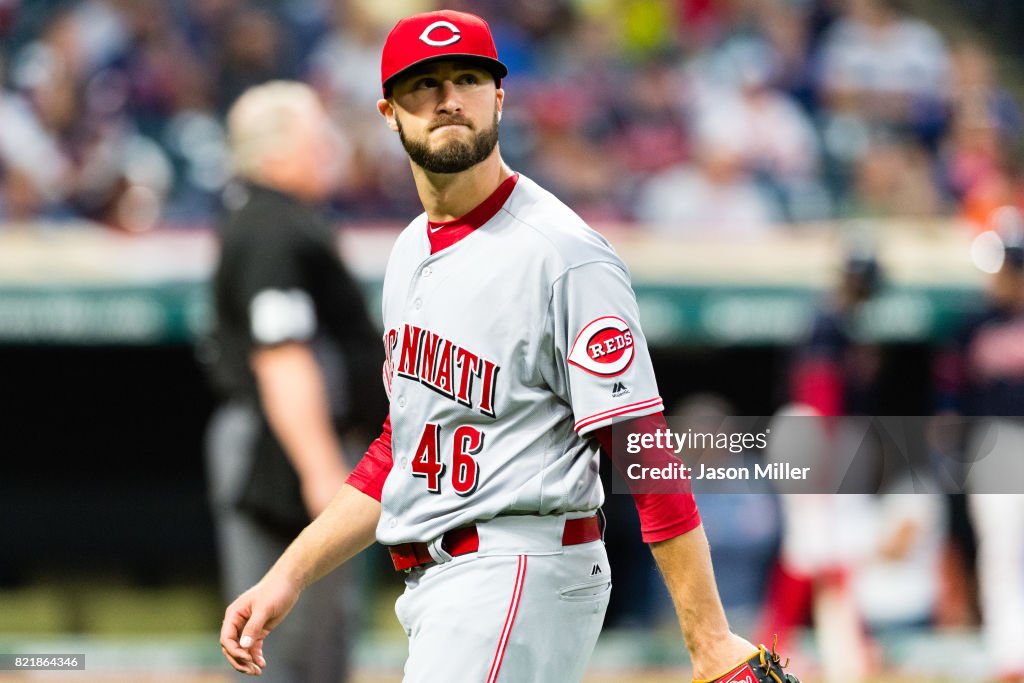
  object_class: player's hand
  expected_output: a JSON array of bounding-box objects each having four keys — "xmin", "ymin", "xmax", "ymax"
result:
[
  {"xmin": 220, "ymin": 572, "xmax": 302, "ymax": 676},
  {"xmin": 690, "ymin": 632, "xmax": 760, "ymax": 680}
]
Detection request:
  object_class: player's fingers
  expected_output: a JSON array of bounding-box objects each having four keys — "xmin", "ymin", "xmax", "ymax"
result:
[
  {"xmin": 220, "ymin": 607, "xmax": 252, "ymax": 661},
  {"xmin": 239, "ymin": 611, "xmax": 273, "ymax": 668},
  {"xmin": 221, "ymin": 641, "xmax": 259, "ymax": 676},
  {"xmin": 221, "ymin": 645, "xmax": 261, "ymax": 676},
  {"xmin": 220, "ymin": 604, "xmax": 264, "ymax": 675}
]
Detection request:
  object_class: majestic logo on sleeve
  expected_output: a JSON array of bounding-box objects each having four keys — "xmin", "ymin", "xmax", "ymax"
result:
[
  {"xmin": 568, "ymin": 316, "xmax": 635, "ymax": 377},
  {"xmin": 383, "ymin": 324, "xmax": 499, "ymax": 417}
]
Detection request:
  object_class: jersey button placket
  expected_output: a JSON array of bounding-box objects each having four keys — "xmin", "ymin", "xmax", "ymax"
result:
[{"xmin": 408, "ymin": 255, "xmax": 439, "ymax": 316}]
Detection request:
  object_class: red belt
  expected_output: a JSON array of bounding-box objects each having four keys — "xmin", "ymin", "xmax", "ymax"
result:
[{"xmin": 388, "ymin": 515, "xmax": 602, "ymax": 572}]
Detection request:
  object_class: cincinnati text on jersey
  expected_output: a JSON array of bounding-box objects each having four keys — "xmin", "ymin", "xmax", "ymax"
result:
[{"xmin": 384, "ymin": 324, "xmax": 500, "ymax": 417}]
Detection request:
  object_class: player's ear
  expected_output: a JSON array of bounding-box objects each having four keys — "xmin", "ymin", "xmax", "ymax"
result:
[
  {"xmin": 377, "ymin": 98, "xmax": 400, "ymax": 132},
  {"xmin": 495, "ymin": 88, "xmax": 504, "ymax": 119}
]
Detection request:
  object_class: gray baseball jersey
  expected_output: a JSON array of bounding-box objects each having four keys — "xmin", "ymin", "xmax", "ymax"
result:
[{"xmin": 376, "ymin": 174, "xmax": 663, "ymax": 545}]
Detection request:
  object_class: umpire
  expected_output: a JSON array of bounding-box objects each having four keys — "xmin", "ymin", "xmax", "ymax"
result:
[{"xmin": 203, "ymin": 81, "xmax": 382, "ymax": 682}]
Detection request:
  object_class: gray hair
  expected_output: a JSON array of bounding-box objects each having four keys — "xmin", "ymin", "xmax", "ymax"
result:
[{"xmin": 226, "ymin": 80, "xmax": 323, "ymax": 180}]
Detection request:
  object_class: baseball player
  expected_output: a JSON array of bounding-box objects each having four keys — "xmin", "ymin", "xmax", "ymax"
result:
[{"xmin": 219, "ymin": 10, "xmax": 799, "ymax": 683}]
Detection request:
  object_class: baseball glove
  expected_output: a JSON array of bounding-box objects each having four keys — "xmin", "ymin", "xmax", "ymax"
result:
[{"xmin": 693, "ymin": 643, "xmax": 800, "ymax": 683}]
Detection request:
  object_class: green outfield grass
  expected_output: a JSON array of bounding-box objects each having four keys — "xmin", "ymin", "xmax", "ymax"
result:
[{"xmin": 0, "ymin": 578, "xmax": 223, "ymax": 635}]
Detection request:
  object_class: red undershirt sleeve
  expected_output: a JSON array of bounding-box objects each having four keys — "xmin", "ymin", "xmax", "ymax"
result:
[
  {"xmin": 595, "ymin": 412, "xmax": 701, "ymax": 544},
  {"xmin": 346, "ymin": 415, "xmax": 393, "ymax": 502}
]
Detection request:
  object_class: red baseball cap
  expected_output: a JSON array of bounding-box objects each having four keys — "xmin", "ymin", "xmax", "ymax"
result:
[{"xmin": 381, "ymin": 10, "xmax": 508, "ymax": 95}]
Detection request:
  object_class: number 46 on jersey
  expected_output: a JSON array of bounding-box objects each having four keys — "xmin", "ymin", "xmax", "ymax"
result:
[{"xmin": 411, "ymin": 423, "xmax": 485, "ymax": 496}]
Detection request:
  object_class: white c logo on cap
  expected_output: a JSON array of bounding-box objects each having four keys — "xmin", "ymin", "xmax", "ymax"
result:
[{"xmin": 419, "ymin": 20, "xmax": 461, "ymax": 47}]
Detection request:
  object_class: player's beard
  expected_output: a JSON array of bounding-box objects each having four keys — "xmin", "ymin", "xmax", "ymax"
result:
[{"xmin": 397, "ymin": 109, "xmax": 500, "ymax": 174}]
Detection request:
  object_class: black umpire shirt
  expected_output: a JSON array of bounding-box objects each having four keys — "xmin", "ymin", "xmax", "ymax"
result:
[{"xmin": 206, "ymin": 181, "xmax": 383, "ymax": 533}]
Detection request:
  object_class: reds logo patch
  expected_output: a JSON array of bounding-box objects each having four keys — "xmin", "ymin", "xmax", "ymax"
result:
[{"xmin": 568, "ymin": 316, "xmax": 635, "ymax": 377}]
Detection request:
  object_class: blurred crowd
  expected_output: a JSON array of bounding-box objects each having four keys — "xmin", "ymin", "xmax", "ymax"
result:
[{"xmin": 0, "ymin": 0, "xmax": 1021, "ymax": 232}]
